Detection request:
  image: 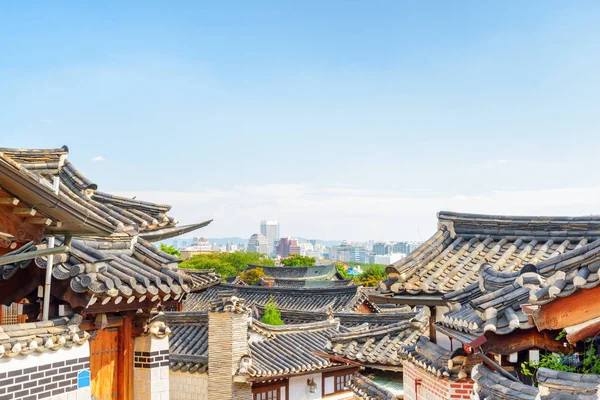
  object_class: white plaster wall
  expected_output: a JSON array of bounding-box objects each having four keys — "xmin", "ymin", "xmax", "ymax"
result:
[
  {"xmin": 288, "ymin": 372, "xmax": 353, "ymax": 400},
  {"xmin": 46, "ymin": 388, "xmax": 91, "ymax": 400},
  {"xmin": 435, "ymin": 306, "xmax": 461, "ymax": 351},
  {"xmin": 290, "ymin": 372, "xmax": 323, "ymax": 400},
  {"xmin": 170, "ymin": 371, "xmax": 208, "ymax": 400},
  {"xmin": 0, "ymin": 342, "xmax": 89, "ymax": 373}
]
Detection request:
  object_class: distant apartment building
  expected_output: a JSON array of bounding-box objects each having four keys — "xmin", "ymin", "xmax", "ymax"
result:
[
  {"xmin": 373, "ymin": 253, "xmax": 406, "ymax": 265},
  {"xmin": 373, "ymin": 242, "xmax": 392, "ymax": 255},
  {"xmin": 350, "ymin": 246, "xmax": 368, "ymax": 263},
  {"xmin": 277, "ymin": 237, "xmax": 300, "ymax": 257},
  {"xmin": 248, "ymin": 233, "xmax": 269, "ymax": 255},
  {"xmin": 226, "ymin": 242, "xmax": 238, "ymax": 253},
  {"xmin": 260, "ymin": 220, "xmax": 280, "ymax": 255},
  {"xmin": 392, "ymin": 241, "xmax": 421, "ymax": 255}
]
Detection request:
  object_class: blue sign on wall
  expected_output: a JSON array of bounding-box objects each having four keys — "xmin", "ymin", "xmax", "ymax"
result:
[{"xmin": 78, "ymin": 369, "xmax": 91, "ymax": 389}]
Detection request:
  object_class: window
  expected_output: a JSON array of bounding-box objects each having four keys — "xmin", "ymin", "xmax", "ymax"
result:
[
  {"xmin": 322, "ymin": 368, "xmax": 358, "ymax": 396},
  {"xmin": 253, "ymin": 381, "xmax": 286, "ymax": 400},
  {"xmin": 254, "ymin": 389, "xmax": 279, "ymax": 400}
]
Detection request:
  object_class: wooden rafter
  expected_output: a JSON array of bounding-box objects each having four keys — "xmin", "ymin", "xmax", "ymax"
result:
[
  {"xmin": 531, "ymin": 284, "xmax": 600, "ymax": 332},
  {"xmin": 482, "ymin": 328, "xmax": 572, "ymax": 355}
]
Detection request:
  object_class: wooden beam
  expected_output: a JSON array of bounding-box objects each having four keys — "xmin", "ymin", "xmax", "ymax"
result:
[
  {"xmin": 532, "ymin": 285, "xmax": 600, "ymax": 331},
  {"xmin": 0, "ymin": 198, "xmax": 19, "ymax": 206},
  {"xmin": 565, "ymin": 316, "xmax": 600, "ymax": 343},
  {"xmin": 118, "ymin": 314, "xmax": 134, "ymax": 400},
  {"xmin": 13, "ymin": 208, "xmax": 37, "ymax": 217},
  {"xmin": 0, "ymin": 206, "xmax": 46, "ymax": 243},
  {"xmin": 24, "ymin": 217, "xmax": 52, "ymax": 226},
  {"xmin": 482, "ymin": 328, "xmax": 572, "ymax": 355},
  {"xmin": 80, "ymin": 316, "xmax": 124, "ymax": 331}
]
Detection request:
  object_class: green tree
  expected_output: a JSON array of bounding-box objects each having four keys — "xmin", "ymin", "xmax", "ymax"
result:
[
  {"xmin": 280, "ymin": 254, "xmax": 316, "ymax": 266},
  {"xmin": 336, "ymin": 264, "xmax": 351, "ymax": 280},
  {"xmin": 179, "ymin": 251, "xmax": 275, "ymax": 278},
  {"xmin": 240, "ymin": 267, "xmax": 265, "ymax": 285},
  {"xmin": 353, "ymin": 265, "xmax": 387, "ymax": 287},
  {"xmin": 160, "ymin": 243, "xmax": 181, "ymax": 258},
  {"xmin": 261, "ymin": 298, "xmax": 284, "ymax": 326}
]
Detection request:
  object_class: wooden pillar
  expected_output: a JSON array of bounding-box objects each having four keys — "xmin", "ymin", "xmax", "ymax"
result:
[{"xmin": 119, "ymin": 314, "xmax": 134, "ymax": 400}]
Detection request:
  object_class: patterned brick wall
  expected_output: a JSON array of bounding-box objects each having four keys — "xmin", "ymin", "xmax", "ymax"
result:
[
  {"xmin": 0, "ymin": 357, "xmax": 90, "ymax": 400},
  {"xmin": 134, "ymin": 349, "xmax": 170, "ymax": 369},
  {"xmin": 134, "ymin": 335, "xmax": 170, "ymax": 400},
  {"xmin": 402, "ymin": 360, "xmax": 474, "ymax": 400}
]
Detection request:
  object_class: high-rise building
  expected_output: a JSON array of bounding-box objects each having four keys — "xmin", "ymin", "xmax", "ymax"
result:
[
  {"xmin": 248, "ymin": 233, "xmax": 268, "ymax": 255},
  {"xmin": 373, "ymin": 242, "xmax": 392, "ymax": 255},
  {"xmin": 276, "ymin": 237, "xmax": 300, "ymax": 258},
  {"xmin": 260, "ymin": 220, "xmax": 280, "ymax": 255}
]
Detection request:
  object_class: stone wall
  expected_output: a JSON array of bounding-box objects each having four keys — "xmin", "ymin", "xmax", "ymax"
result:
[
  {"xmin": 402, "ymin": 360, "xmax": 474, "ymax": 400},
  {"xmin": 207, "ymin": 311, "xmax": 252, "ymax": 400},
  {"xmin": 0, "ymin": 343, "xmax": 90, "ymax": 400},
  {"xmin": 170, "ymin": 371, "xmax": 208, "ymax": 400}
]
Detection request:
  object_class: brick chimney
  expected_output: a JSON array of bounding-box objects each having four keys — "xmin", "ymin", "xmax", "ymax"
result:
[{"xmin": 207, "ymin": 294, "xmax": 252, "ymax": 400}]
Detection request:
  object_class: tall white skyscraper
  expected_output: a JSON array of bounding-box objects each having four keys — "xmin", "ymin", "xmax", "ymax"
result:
[
  {"xmin": 260, "ymin": 220, "xmax": 280, "ymax": 255},
  {"xmin": 248, "ymin": 233, "xmax": 269, "ymax": 255}
]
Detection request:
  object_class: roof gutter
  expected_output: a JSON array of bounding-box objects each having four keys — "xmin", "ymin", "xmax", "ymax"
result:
[
  {"xmin": 0, "ymin": 245, "xmax": 70, "ymax": 266},
  {"xmin": 369, "ymin": 294, "xmax": 447, "ymax": 307}
]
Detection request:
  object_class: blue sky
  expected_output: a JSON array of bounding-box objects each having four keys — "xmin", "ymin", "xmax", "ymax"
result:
[{"xmin": 2, "ymin": 1, "xmax": 600, "ymax": 241}]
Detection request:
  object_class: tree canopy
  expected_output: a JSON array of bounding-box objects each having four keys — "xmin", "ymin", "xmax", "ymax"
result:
[
  {"xmin": 353, "ymin": 265, "xmax": 387, "ymax": 287},
  {"xmin": 261, "ymin": 297, "xmax": 284, "ymax": 326},
  {"xmin": 240, "ymin": 267, "xmax": 265, "ymax": 285},
  {"xmin": 160, "ymin": 243, "xmax": 181, "ymax": 258},
  {"xmin": 179, "ymin": 251, "xmax": 275, "ymax": 278},
  {"xmin": 336, "ymin": 264, "xmax": 351, "ymax": 279},
  {"xmin": 280, "ymin": 254, "xmax": 316, "ymax": 267}
]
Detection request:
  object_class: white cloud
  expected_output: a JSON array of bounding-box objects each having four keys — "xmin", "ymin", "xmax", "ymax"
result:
[
  {"xmin": 92, "ymin": 156, "xmax": 105, "ymax": 162},
  {"xmin": 114, "ymin": 184, "xmax": 600, "ymax": 242}
]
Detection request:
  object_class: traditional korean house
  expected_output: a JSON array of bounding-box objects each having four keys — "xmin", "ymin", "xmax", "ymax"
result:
[
  {"xmin": 375, "ymin": 211, "xmax": 600, "ymax": 400},
  {"xmin": 184, "ymin": 283, "xmax": 380, "ymax": 313},
  {"xmin": 244, "ymin": 264, "xmax": 347, "ymax": 287},
  {"xmin": 167, "ymin": 294, "xmax": 361, "ymax": 400},
  {"xmin": 0, "ymin": 145, "xmax": 212, "ymax": 400},
  {"xmin": 444, "ymin": 234, "xmax": 600, "ymax": 399}
]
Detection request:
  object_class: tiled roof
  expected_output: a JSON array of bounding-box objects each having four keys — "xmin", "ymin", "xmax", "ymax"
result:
[
  {"xmin": 255, "ymin": 305, "xmax": 415, "ymax": 327},
  {"xmin": 0, "ymin": 314, "xmax": 88, "ymax": 359},
  {"xmin": 349, "ymin": 370, "xmax": 403, "ymax": 400},
  {"xmin": 166, "ymin": 312, "xmax": 209, "ymax": 373},
  {"xmin": 400, "ymin": 336, "xmax": 480, "ymax": 380},
  {"xmin": 440, "ymin": 238, "xmax": 600, "ymax": 339},
  {"xmin": 0, "ymin": 236, "xmax": 196, "ymax": 306},
  {"xmin": 471, "ymin": 364, "xmax": 538, "ymax": 399},
  {"xmin": 258, "ymin": 277, "xmax": 354, "ymax": 288},
  {"xmin": 473, "ymin": 364, "xmax": 600, "ymax": 399},
  {"xmin": 165, "ymin": 310, "xmax": 350, "ymax": 377},
  {"xmin": 381, "ymin": 211, "xmax": 600, "ymax": 296},
  {"xmin": 326, "ymin": 307, "xmax": 430, "ymax": 367},
  {"xmin": 183, "ymin": 283, "xmax": 380, "ymax": 313},
  {"xmin": 537, "ymin": 367, "xmax": 600, "ymax": 398},
  {"xmin": 247, "ymin": 319, "xmax": 343, "ymax": 378},
  {"xmin": 0, "ymin": 146, "xmax": 211, "ymax": 238},
  {"xmin": 182, "ymin": 269, "xmax": 222, "ymax": 292},
  {"xmin": 245, "ymin": 264, "xmax": 343, "ymax": 281}
]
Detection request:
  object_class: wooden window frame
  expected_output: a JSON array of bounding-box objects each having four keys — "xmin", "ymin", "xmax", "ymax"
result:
[
  {"xmin": 253, "ymin": 380, "xmax": 288, "ymax": 400},
  {"xmin": 322, "ymin": 367, "xmax": 358, "ymax": 397}
]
